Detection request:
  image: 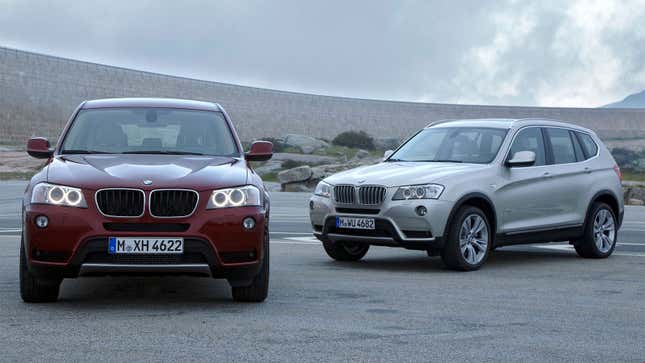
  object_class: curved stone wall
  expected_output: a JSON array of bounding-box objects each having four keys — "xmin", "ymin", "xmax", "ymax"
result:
[{"xmin": 2, "ymin": 46, "xmax": 645, "ymax": 145}]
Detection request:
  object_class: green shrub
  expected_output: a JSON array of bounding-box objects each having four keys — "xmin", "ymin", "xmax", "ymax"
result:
[{"xmin": 332, "ymin": 131, "xmax": 375, "ymax": 150}]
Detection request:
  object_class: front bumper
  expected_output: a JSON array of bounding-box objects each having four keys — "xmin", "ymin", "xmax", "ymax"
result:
[
  {"xmin": 309, "ymin": 195, "xmax": 453, "ymax": 250},
  {"xmin": 23, "ymin": 200, "xmax": 267, "ymax": 284}
]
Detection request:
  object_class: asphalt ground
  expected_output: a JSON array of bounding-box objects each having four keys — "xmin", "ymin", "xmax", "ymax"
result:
[{"xmin": 1, "ymin": 181, "xmax": 644, "ymax": 361}]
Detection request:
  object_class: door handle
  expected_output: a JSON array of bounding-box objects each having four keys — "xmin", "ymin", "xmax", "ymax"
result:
[
  {"xmin": 543, "ymin": 172, "xmax": 551, "ymax": 178},
  {"xmin": 583, "ymin": 167, "xmax": 591, "ymax": 174}
]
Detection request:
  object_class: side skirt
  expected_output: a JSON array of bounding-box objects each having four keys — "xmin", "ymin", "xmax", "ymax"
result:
[{"xmin": 495, "ymin": 225, "xmax": 584, "ymax": 247}]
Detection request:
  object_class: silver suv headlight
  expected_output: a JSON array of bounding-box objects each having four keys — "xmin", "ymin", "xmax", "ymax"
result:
[
  {"xmin": 31, "ymin": 182, "xmax": 87, "ymax": 208},
  {"xmin": 206, "ymin": 185, "xmax": 261, "ymax": 209},
  {"xmin": 314, "ymin": 181, "xmax": 332, "ymax": 198},
  {"xmin": 392, "ymin": 183, "xmax": 444, "ymax": 200}
]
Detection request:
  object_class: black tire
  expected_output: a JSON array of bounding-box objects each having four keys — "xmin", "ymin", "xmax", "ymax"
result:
[
  {"xmin": 231, "ymin": 227, "xmax": 269, "ymax": 302},
  {"xmin": 441, "ymin": 206, "xmax": 492, "ymax": 271},
  {"xmin": 20, "ymin": 238, "xmax": 60, "ymax": 303},
  {"xmin": 574, "ymin": 202, "xmax": 617, "ymax": 259},
  {"xmin": 322, "ymin": 240, "xmax": 369, "ymax": 261}
]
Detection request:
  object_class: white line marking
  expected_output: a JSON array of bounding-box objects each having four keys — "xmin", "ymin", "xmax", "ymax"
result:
[
  {"xmin": 271, "ymin": 240, "xmax": 319, "ymax": 245},
  {"xmin": 533, "ymin": 244, "xmax": 645, "ymax": 257},
  {"xmin": 270, "ymin": 231, "xmax": 312, "ymax": 235}
]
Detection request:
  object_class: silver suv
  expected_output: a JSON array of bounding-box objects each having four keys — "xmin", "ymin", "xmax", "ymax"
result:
[{"xmin": 309, "ymin": 119, "xmax": 624, "ymax": 270}]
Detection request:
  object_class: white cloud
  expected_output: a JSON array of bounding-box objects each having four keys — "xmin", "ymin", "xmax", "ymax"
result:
[{"xmin": 451, "ymin": 0, "xmax": 645, "ymax": 107}]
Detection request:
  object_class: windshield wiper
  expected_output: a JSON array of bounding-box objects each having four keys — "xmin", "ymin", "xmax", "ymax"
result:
[
  {"xmin": 385, "ymin": 158, "xmax": 406, "ymax": 162},
  {"xmin": 61, "ymin": 149, "xmax": 112, "ymax": 154},
  {"xmin": 121, "ymin": 151, "xmax": 208, "ymax": 155}
]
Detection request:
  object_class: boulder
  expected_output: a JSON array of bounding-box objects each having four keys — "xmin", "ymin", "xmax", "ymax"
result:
[
  {"xmin": 354, "ymin": 149, "xmax": 370, "ymax": 159},
  {"xmin": 283, "ymin": 134, "xmax": 329, "ymax": 154},
  {"xmin": 253, "ymin": 160, "xmax": 282, "ymax": 176},
  {"xmin": 628, "ymin": 198, "xmax": 645, "ymax": 206},
  {"xmin": 271, "ymin": 152, "xmax": 337, "ymax": 165},
  {"xmin": 277, "ymin": 165, "xmax": 312, "ymax": 184}
]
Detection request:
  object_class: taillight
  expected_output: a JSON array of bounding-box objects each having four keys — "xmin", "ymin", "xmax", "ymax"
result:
[{"xmin": 613, "ymin": 165, "xmax": 622, "ymax": 182}]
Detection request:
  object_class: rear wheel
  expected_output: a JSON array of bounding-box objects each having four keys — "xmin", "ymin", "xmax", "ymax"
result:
[
  {"xmin": 441, "ymin": 206, "xmax": 491, "ymax": 271},
  {"xmin": 20, "ymin": 238, "xmax": 61, "ymax": 303},
  {"xmin": 574, "ymin": 202, "xmax": 617, "ymax": 259},
  {"xmin": 322, "ymin": 241, "xmax": 369, "ymax": 261},
  {"xmin": 231, "ymin": 227, "xmax": 270, "ymax": 302}
]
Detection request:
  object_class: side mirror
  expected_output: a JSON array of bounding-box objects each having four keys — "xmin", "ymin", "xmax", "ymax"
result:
[
  {"xmin": 27, "ymin": 137, "xmax": 53, "ymax": 159},
  {"xmin": 383, "ymin": 150, "xmax": 394, "ymax": 160},
  {"xmin": 245, "ymin": 141, "xmax": 273, "ymax": 162},
  {"xmin": 506, "ymin": 150, "xmax": 536, "ymax": 167}
]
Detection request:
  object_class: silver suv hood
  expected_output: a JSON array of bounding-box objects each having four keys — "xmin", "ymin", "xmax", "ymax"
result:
[{"xmin": 324, "ymin": 161, "xmax": 488, "ymax": 187}]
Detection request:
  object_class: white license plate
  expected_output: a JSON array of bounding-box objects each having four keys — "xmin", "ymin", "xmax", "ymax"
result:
[
  {"xmin": 108, "ymin": 237, "xmax": 184, "ymax": 254},
  {"xmin": 336, "ymin": 216, "xmax": 375, "ymax": 230}
]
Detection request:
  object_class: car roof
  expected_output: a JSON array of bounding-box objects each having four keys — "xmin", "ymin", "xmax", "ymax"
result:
[
  {"xmin": 427, "ymin": 118, "xmax": 594, "ymax": 133},
  {"xmin": 81, "ymin": 97, "xmax": 221, "ymax": 111}
]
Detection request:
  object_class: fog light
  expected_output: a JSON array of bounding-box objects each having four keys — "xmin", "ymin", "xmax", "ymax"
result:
[
  {"xmin": 415, "ymin": 206, "xmax": 427, "ymax": 216},
  {"xmin": 242, "ymin": 217, "xmax": 256, "ymax": 230},
  {"xmin": 35, "ymin": 215, "xmax": 49, "ymax": 228},
  {"xmin": 309, "ymin": 200, "xmax": 315, "ymax": 210}
]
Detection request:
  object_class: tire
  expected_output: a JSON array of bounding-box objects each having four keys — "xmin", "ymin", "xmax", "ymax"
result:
[
  {"xmin": 231, "ymin": 227, "xmax": 269, "ymax": 302},
  {"xmin": 441, "ymin": 206, "xmax": 492, "ymax": 271},
  {"xmin": 574, "ymin": 202, "xmax": 617, "ymax": 259},
  {"xmin": 20, "ymin": 238, "xmax": 60, "ymax": 303},
  {"xmin": 322, "ymin": 240, "xmax": 369, "ymax": 261}
]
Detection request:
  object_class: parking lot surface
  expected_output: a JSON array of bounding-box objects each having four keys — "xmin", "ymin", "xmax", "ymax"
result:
[{"xmin": 1, "ymin": 181, "xmax": 644, "ymax": 361}]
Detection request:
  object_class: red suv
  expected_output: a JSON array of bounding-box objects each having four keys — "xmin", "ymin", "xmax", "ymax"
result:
[{"xmin": 21, "ymin": 98, "xmax": 273, "ymax": 302}]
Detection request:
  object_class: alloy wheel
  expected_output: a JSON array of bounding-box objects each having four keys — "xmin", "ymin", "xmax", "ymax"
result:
[
  {"xmin": 459, "ymin": 214, "xmax": 489, "ymax": 265},
  {"xmin": 593, "ymin": 209, "xmax": 616, "ymax": 253}
]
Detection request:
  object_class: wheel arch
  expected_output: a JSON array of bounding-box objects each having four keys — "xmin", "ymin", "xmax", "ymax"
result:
[
  {"xmin": 444, "ymin": 193, "xmax": 498, "ymax": 239},
  {"xmin": 587, "ymin": 190, "xmax": 622, "ymax": 228}
]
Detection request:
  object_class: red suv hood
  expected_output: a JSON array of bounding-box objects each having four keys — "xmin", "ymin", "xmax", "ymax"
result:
[{"xmin": 46, "ymin": 154, "xmax": 248, "ymax": 191}]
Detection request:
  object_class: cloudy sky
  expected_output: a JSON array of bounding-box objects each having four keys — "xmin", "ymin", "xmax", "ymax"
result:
[{"xmin": 1, "ymin": 0, "xmax": 644, "ymax": 107}]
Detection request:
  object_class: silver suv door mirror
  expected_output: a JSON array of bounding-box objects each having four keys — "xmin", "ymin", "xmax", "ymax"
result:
[
  {"xmin": 507, "ymin": 150, "xmax": 536, "ymax": 167},
  {"xmin": 383, "ymin": 150, "xmax": 394, "ymax": 161}
]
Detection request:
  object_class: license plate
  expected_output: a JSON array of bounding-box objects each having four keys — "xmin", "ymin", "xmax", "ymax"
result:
[
  {"xmin": 108, "ymin": 237, "xmax": 184, "ymax": 254},
  {"xmin": 336, "ymin": 216, "xmax": 375, "ymax": 230}
]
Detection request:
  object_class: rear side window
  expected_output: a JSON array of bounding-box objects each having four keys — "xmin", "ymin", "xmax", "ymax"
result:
[
  {"xmin": 508, "ymin": 127, "xmax": 546, "ymax": 166},
  {"xmin": 545, "ymin": 128, "xmax": 576, "ymax": 164},
  {"xmin": 575, "ymin": 132, "xmax": 599, "ymax": 159}
]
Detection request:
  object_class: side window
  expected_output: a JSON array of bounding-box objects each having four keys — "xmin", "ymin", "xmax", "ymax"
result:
[
  {"xmin": 570, "ymin": 131, "xmax": 585, "ymax": 162},
  {"xmin": 545, "ymin": 128, "xmax": 576, "ymax": 164},
  {"xmin": 508, "ymin": 127, "xmax": 546, "ymax": 166},
  {"xmin": 576, "ymin": 132, "xmax": 598, "ymax": 159}
]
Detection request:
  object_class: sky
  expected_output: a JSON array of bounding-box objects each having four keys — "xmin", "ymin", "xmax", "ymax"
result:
[{"xmin": 1, "ymin": 0, "xmax": 645, "ymax": 107}]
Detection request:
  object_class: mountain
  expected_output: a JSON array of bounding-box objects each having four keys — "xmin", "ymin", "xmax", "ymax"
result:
[{"xmin": 604, "ymin": 90, "xmax": 645, "ymax": 108}]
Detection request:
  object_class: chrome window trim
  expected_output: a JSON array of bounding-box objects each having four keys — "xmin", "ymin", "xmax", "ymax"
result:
[
  {"xmin": 502, "ymin": 125, "xmax": 600, "ymax": 169},
  {"xmin": 149, "ymin": 189, "xmax": 200, "ymax": 219},
  {"xmin": 94, "ymin": 188, "xmax": 146, "ymax": 218}
]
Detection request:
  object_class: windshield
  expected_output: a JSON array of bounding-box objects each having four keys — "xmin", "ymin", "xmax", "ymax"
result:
[
  {"xmin": 389, "ymin": 127, "xmax": 508, "ymax": 163},
  {"xmin": 60, "ymin": 108, "xmax": 239, "ymax": 156}
]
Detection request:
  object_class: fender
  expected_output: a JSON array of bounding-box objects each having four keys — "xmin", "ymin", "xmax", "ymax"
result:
[{"xmin": 443, "ymin": 192, "xmax": 498, "ymax": 238}]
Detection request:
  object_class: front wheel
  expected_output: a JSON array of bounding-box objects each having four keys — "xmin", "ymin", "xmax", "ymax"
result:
[
  {"xmin": 20, "ymin": 238, "xmax": 61, "ymax": 303},
  {"xmin": 322, "ymin": 241, "xmax": 369, "ymax": 261},
  {"xmin": 574, "ymin": 202, "xmax": 617, "ymax": 259},
  {"xmin": 441, "ymin": 206, "xmax": 492, "ymax": 271}
]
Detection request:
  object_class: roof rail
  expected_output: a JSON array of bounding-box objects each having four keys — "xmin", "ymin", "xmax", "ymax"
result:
[{"xmin": 425, "ymin": 119, "xmax": 459, "ymax": 127}]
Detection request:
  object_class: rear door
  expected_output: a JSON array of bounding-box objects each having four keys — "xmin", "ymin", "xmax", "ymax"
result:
[{"xmin": 541, "ymin": 127, "xmax": 589, "ymax": 226}]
